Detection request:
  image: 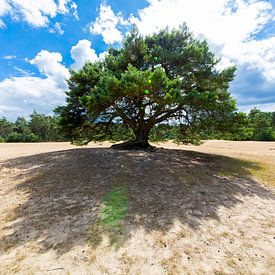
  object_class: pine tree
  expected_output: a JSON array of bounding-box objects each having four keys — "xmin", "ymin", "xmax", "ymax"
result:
[{"xmin": 56, "ymin": 25, "xmax": 243, "ymax": 149}]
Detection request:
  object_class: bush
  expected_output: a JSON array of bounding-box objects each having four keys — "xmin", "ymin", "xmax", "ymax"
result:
[
  {"xmin": 0, "ymin": 136, "xmax": 5, "ymax": 142},
  {"xmin": 255, "ymin": 128, "xmax": 275, "ymax": 141},
  {"xmin": 6, "ymin": 132, "xmax": 40, "ymax": 142}
]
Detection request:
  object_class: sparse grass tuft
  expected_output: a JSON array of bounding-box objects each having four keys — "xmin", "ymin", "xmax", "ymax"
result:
[
  {"xmin": 250, "ymin": 161, "xmax": 275, "ymax": 186},
  {"xmin": 160, "ymin": 251, "xmax": 181, "ymax": 274},
  {"xmin": 216, "ymin": 157, "xmax": 260, "ymax": 179},
  {"xmin": 217, "ymin": 155, "xmax": 275, "ymax": 186},
  {"xmin": 87, "ymin": 185, "xmax": 128, "ymax": 247}
]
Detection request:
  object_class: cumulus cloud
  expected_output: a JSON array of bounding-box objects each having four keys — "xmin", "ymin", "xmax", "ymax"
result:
[
  {"xmin": 70, "ymin": 39, "xmax": 108, "ymax": 70},
  {"xmin": 0, "ymin": 43, "xmax": 110, "ymax": 119},
  {"xmin": 0, "ymin": 50, "xmax": 70, "ymax": 120},
  {"xmin": 230, "ymin": 64, "xmax": 275, "ymax": 112},
  {"xmin": 0, "ymin": 76, "xmax": 62, "ymax": 98},
  {"xmin": 89, "ymin": 0, "xmax": 274, "ymax": 84},
  {"xmin": 229, "ymin": 37, "xmax": 275, "ymax": 84},
  {"xmin": 98, "ymin": 51, "xmax": 109, "ymax": 61},
  {"xmin": 0, "ymin": 76, "xmax": 67, "ymax": 120},
  {"xmin": 90, "ymin": 3, "xmax": 129, "ymax": 44},
  {"xmin": 57, "ymin": 0, "xmax": 75, "ymax": 14},
  {"xmin": 131, "ymin": 0, "xmax": 272, "ymax": 42},
  {"xmin": 30, "ymin": 50, "xmax": 70, "ymax": 88},
  {"xmin": 123, "ymin": 0, "xmax": 275, "ymax": 111},
  {"xmin": 70, "ymin": 39, "xmax": 99, "ymax": 70},
  {"xmin": 0, "ymin": 0, "xmax": 78, "ymax": 28},
  {"xmin": 130, "ymin": 0, "xmax": 275, "ymax": 84}
]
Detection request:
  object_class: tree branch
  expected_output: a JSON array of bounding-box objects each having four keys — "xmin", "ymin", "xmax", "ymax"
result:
[
  {"xmin": 153, "ymin": 106, "xmax": 184, "ymax": 124},
  {"xmin": 113, "ymin": 103, "xmax": 135, "ymax": 128}
]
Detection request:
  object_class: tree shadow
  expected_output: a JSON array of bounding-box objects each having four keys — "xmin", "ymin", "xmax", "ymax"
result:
[{"xmin": 0, "ymin": 147, "xmax": 274, "ymax": 254}]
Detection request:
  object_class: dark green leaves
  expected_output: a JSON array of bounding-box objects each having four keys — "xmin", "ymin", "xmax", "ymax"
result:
[{"xmin": 56, "ymin": 25, "xmax": 242, "ymax": 145}]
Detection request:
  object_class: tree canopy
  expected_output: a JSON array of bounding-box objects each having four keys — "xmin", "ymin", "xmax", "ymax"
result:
[
  {"xmin": 56, "ymin": 25, "xmax": 244, "ymax": 149},
  {"xmin": 0, "ymin": 112, "xmax": 65, "ymax": 142},
  {"xmin": 247, "ymin": 108, "xmax": 275, "ymax": 141}
]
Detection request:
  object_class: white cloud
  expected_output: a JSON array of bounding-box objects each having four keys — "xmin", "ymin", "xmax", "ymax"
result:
[
  {"xmin": 2, "ymin": 55, "xmax": 16, "ymax": 60},
  {"xmin": 0, "ymin": 105, "xmax": 23, "ymax": 116},
  {"xmin": 10, "ymin": 0, "xmax": 57, "ymax": 27},
  {"xmin": 0, "ymin": 76, "xmax": 66, "ymax": 120},
  {"xmin": 0, "ymin": 76, "xmax": 61, "ymax": 98},
  {"xmin": 0, "ymin": 0, "xmax": 10, "ymax": 27},
  {"xmin": 0, "ymin": 44, "xmax": 110, "ymax": 119},
  {"xmin": 90, "ymin": 3, "xmax": 128, "ymax": 44},
  {"xmin": 70, "ymin": 39, "xmax": 108, "ymax": 70},
  {"xmin": 131, "ymin": 0, "xmax": 272, "ymax": 41},
  {"xmin": 131, "ymin": 0, "xmax": 275, "ymax": 83},
  {"xmin": 57, "ymin": 0, "xmax": 75, "ymax": 14},
  {"xmin": 0, "ymin": 0, "xmax": 78, "ymax": 28},
  {"xmin": 239, "ymin": 103, "xmax": 275, "ymax": 113},
  {"xmin": 0, "ymin": 50, "xmax": 70, "ymax": 120},
  {"xmin": 57, "ymin": 0, "xmax": 78, "ymax": 19},
  {"xmin": 49, "ymin": 22, "xmax": 64, "ymax": 35},
  {"xmin": 30, "ymin": 50, "xmax": 70, "ymax": 88},
  {"xmin": 228, "ymin": 37, "xmax": 275, "ymax": 84},
  {"xmin": 98, "ymin": 51, "xmax": 109, "ymax": 61},
  {"xmin": 14, "ymin": 66, "xmax": 32, "ymax": 76},
  {"xmin": 70, "ymin": 39, "xmax": 99, "ymax": 70}
]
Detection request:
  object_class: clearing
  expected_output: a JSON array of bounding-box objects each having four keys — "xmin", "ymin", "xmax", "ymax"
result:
[{"xmin": 0, "ymin": 140, "xmax": 274, "ymax": 274}]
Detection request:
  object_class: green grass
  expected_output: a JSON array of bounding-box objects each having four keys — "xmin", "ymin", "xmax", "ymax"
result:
[
  {"xmin": 101, "ymin": 187, "xmax": 128, "ymax": 229},
  {"xmin": 87, "ymin": 185, "xmax": 128, "ymax": 247}
]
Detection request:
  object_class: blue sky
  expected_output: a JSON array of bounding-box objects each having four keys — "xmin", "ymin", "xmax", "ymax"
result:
[{"xmin": 0, "ymin": 0, "xmax": 274, "ymax": 120}]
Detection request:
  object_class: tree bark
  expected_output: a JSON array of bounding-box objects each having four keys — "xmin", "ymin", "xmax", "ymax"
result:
[{"xmin": 111, "ymin": 126, "xmax": 153, "ymax": 150}]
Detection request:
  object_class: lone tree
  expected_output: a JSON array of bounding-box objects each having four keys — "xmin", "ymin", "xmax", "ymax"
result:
[{"xmin": 56, "ymin": 25, "xmax": 244, "ymax": 149}]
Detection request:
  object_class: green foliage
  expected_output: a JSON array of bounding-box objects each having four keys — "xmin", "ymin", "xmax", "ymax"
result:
[
  {"xmin": 0, "ymin": 108, "xmax": 273, "ymax": 143},
  {"xmin": 56, "ymin": 25, "xmax": 241, "ymax": 147},
  {"xmin": 14, "ymin": 117, "xmax": 31, "ymax": 135},
  {"xmin": 0, "ymin": 112, "xmax": 66, "ymax": 142},
  {"xmin": 29, "ymin": 112, "xmax": 50, "ymax": 140},
  {"xmin": 29, "ymin": 111, "xmax": 64, "ymax": 141},
  {"xmin": 0, "ymin": 117, "xmax": 13, "ymax": 137},
  {"xmin": 248, "ymin": 108, "xmax": 275, "ymax": 141},
  {"xmin": 149, "ymin": 124, "xmax": 177, "ymax": 141},
  {"xmin": 6, "ymin": 132, "xmax": 39, "ymax": 142},
  {"xmin": 108, "ymin": 124, "xmax": 134, "ymax": 141}
]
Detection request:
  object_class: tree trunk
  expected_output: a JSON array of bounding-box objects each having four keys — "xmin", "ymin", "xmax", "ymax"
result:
[{"xmin": 111, "ymin": 126, "xmax": 154, "ymax": 150}]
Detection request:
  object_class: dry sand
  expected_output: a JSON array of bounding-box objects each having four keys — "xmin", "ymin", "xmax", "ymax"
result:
[{"xmin": 0, "ymin": 141, "xmax": 274, "ymax": 274}]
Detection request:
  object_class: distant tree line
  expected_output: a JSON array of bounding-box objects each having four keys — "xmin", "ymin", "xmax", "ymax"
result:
[
  {"xmin": 0, "ymin": 108, "xmax": 274, "ymax": 143},
  {"xmin": 150, "ymin": 108, "xmax": 275, "ymax": 142},
  {"xmin": 0, "ymin": 112, "xmax": 66, "ymax": 142},
  {"xmin": 220, "ymin": 108, "xmax": 275, "ymax": 141}
]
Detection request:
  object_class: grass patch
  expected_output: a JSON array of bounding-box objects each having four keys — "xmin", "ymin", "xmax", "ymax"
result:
[
  {"xmin": 250, "ymin": 161, "xmax": 275, "ymax": 187},
  {"xmin": 216, "ymin": 157, "xmax": 261, "ymax": 179},
  {"xmin": 87, "ymin": 185, "xmax": 128, "ymax": 248},
  {"xmin": 216, "ymin": 156, "xmax": 274, "ymax": 186}
]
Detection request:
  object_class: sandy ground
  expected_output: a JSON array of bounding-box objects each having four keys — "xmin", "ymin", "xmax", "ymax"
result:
[{"xmin": 0, "ymin": 141, "xmax": 274, "ymax": 274}]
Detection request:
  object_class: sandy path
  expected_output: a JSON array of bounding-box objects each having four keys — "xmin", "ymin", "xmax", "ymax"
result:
[
  {"xmin": 1, "ymin": 140, "xmax": 274, "ymax": 160},
  {"xmin": 0, "ymin": 141, "xmax": 274, "ymax": 274},
  {"xmin": 0, "ymin": 142, "xmax": 115, "ymax": 161}
]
